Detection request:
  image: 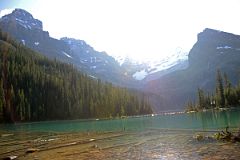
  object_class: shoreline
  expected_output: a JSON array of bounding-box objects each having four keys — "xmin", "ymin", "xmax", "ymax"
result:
[{"xmin": 1, "ymin": 129, "xmax": 240, "ymax": 160}]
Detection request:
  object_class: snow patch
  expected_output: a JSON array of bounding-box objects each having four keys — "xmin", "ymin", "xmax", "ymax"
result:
[
  {"xmin": 89, "ymin": 75, "xmax": 97, "ymax": 79},
  {"xmin": 15, "ymin": 18, "xmax": 29, "ymax": 29},
  {"xmin": 21, "ymin": 40, "xmax": 25, "ymax": 45},
  {"xmin": 149, "ymin": 61, "xmax": 178, "ymax": 74},
  {"xmin": 20, "ymin": 23, "xmax": 28, "ymax": 29},
  {"xmin": 90, "ymin": 57, "xmax": 97, "ymax": 63},
  {"xmin": 34, "ymin": 42, "xmax": 39, "ymax": 46},
  {"xmin": 132, "ymin": 69, "xmax": 148, "ymax": 80},
  {"xmin": 61, "ymin": 51, "xmax": 72, "ymax": 58},
  {"xmin": 216, "ymin": 46, "xmax": 232, "ymax": 49},
  {"xmin": 15, "ymin": 18, "xmax": 25, "ymax": 23},
  {"xmin": 90, "ymin": 66, "xmax": 97, "ymax": 69}
]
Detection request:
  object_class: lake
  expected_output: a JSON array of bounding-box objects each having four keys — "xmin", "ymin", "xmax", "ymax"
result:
[{"xmin": 1, "ymin": 109, "xmax": 240, "ymax": 159}]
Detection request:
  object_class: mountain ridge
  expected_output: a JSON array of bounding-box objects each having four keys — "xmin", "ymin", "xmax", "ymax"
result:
[
  {"xmin": 0, "ymin": 8, "xmax": 138, "ymax": 87},
  {"xmin": 0, "ymin": 8, "xmax": 189, "ymax": 85},
  {"xmin": 145, "ymin": 28, "xmax": 240, "ymax": 111}
]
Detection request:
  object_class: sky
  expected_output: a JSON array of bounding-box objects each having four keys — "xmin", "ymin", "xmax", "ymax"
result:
[{"xmin": 1, "ymin": 0, "xmax": 240, "ymax": 62}]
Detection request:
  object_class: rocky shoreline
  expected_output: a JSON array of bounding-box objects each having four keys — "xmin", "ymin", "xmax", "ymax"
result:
[{"xmin": 1, "ymin": 129, "xmax": 240, "ymax": 160}]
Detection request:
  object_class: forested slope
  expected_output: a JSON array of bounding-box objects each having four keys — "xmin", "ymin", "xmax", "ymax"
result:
[{"xmin": 0, "ymin": 30, "xmax": 152, "ymax": 122}]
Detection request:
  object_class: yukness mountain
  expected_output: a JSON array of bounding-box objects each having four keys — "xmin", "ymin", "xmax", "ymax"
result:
[
  {"xmin": 1, "ymin": 9, "xmax": 240, "ymax": 113},
  {"xmin": 0, "ymin": 9, "xmax": 136, "ymax": 87}
]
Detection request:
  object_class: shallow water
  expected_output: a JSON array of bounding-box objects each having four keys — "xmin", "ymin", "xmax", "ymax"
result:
[{"xmin": 0, "ymin": 109, "xmax": 240, "ymax": 159}]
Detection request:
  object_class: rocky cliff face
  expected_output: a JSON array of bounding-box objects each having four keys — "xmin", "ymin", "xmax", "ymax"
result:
[
  {"xmin": 145, "ymin": 28, "xmax": 240, "ymax": 111},
  {"xmin": 1, "ymin": 8, "xmax": 43, "ymax": 30},
  {"xmin": 0, "ymin": 9, "xmax": 64, "ymax": 59},
  {"xmin": 189, "ymin": 28, "xmax": 240, "ymax": 67}
]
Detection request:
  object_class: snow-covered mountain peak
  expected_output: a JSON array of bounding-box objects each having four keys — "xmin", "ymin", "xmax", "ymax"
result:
[{"xmin": 114, "ymin": 48, "xmax": 189, "ymax": 81}]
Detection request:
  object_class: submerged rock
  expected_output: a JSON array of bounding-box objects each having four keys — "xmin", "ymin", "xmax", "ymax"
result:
[
  {"xmin": 194, "ymin": 134, "xmax": 204, "ymax": 141},
  {"xmin": 26, "ymin": 148, "xmax": 40, "ymax": 153}
]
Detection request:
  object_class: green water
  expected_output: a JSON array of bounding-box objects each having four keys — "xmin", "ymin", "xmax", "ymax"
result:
[
  {"xmin": 1, "ymin": 109, "xmax": 240, "ymax": 159},
  {"xmin": 1, "ymin": 108, "xmax": 240, "ymax": 132}
]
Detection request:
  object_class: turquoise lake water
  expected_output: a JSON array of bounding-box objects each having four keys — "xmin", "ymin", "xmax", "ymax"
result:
[
  {"xmin": 1, "ymin": 109, "xmax": 240, "ymax": 159},
  {"xmin": 1, "ymin": 108, "xmax": 240, "ymax": 132}
]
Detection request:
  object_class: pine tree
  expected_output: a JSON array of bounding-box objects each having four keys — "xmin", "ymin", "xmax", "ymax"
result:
[
  {"xmin": 0, "ymin": 80, "xmax": 5, "ymax": 121},
  {"xmin": 216, "ymin": 70, "xmax": 225, "ymax": 107},
  {"xmin": 197, "ymin": 88, "xmax": 205, "ymax": 109}
]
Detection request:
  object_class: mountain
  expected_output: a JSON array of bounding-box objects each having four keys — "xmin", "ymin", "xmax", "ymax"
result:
[
  {"xmin": 0, "ymin": 9, "xmax": 136, "ymax": 86},
  {"xmin": 114, "ymin": 49, "xmax": 188, "ymax": 82},
  {"xmin": 0, "ymin": 8, "xmax": 189, "ymax": 88},
  {"xmin": 0, "ymin": 25, "xmax": 153, "ymax": 122},
  {"xmin": 4, "ymin": 9, "xmax": 238, "ymax": 113},
  {"xmin": 145, "ymin": 28, "xmax": 240, "ymax": 111}
]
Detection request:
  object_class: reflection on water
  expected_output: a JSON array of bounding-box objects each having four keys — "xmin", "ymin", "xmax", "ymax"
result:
[
  {"xmin": 193, "ymin": 109, "xmax": 240, "ymax": 130},
  {"xmin": 1, "ymin": 108, "xmax": 240, "ymax": 132}
]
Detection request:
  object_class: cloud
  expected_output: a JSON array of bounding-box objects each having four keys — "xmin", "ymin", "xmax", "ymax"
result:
[{"xmin": 0, "ymin": 8, "xmax": 14, "ymax": 18}]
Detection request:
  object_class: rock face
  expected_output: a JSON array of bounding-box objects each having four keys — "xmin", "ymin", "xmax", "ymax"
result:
[
  {"xmin": 1, "ymin": 8, "xmax": 43, "ymax": 30},
  {"xmin": 0, "ymin": 9, "xmax": 56, "ymax": 58},
  {"xmin": 60, "ymin": 37, "xmax": 134, "ymax": 85},
  {"xmin": 145, "ymin": 28, "xmax": 240, "ymax": 111},
  {"xmin": 189, "ymin": 28, "xmax": 240, "ymax": 67}
]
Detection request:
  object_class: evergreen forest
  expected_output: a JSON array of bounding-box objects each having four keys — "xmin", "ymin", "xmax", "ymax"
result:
[
  {"xmin": 186, "ymin": 70, "xmax": 240, "ymax": 112},
  {"xmin": 0, "ymin": 30, "xmax": 152, "ymax": 122}
]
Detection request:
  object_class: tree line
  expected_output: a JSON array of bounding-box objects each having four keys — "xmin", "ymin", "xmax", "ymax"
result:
[
  {"xmin": 0, "ymin": 30, "xmax": 152, "ymax": 123},
  {"xmin": 186, "ymin": 70, "xmax": 240, "ymax": 112}
]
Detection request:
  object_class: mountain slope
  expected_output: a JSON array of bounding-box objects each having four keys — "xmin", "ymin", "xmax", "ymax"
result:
[
  {"xmin": 0, "ymin": 9, "xmax": 136, "ymax": 87},
  {"xmin": 145, "ymin": 28, "xmax": 240, "ymax": 111},
  {"xmin": 0, "ymin": 30, "xmax": 152, "ymax": 122}
]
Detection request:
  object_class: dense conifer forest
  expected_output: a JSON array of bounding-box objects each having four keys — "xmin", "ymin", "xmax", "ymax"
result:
[
  {"xmin": 186, "ymin": 70, "xmax": 240, "ymax": 112},
  {"xmin": 0, "ymin": 30, "xmax": 152, "ymax": 122}
]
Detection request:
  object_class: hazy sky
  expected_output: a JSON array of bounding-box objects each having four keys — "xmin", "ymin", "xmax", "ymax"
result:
[{"xmin": 1, "ymin": 0, "xmax": 240, "ymax": 61}]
